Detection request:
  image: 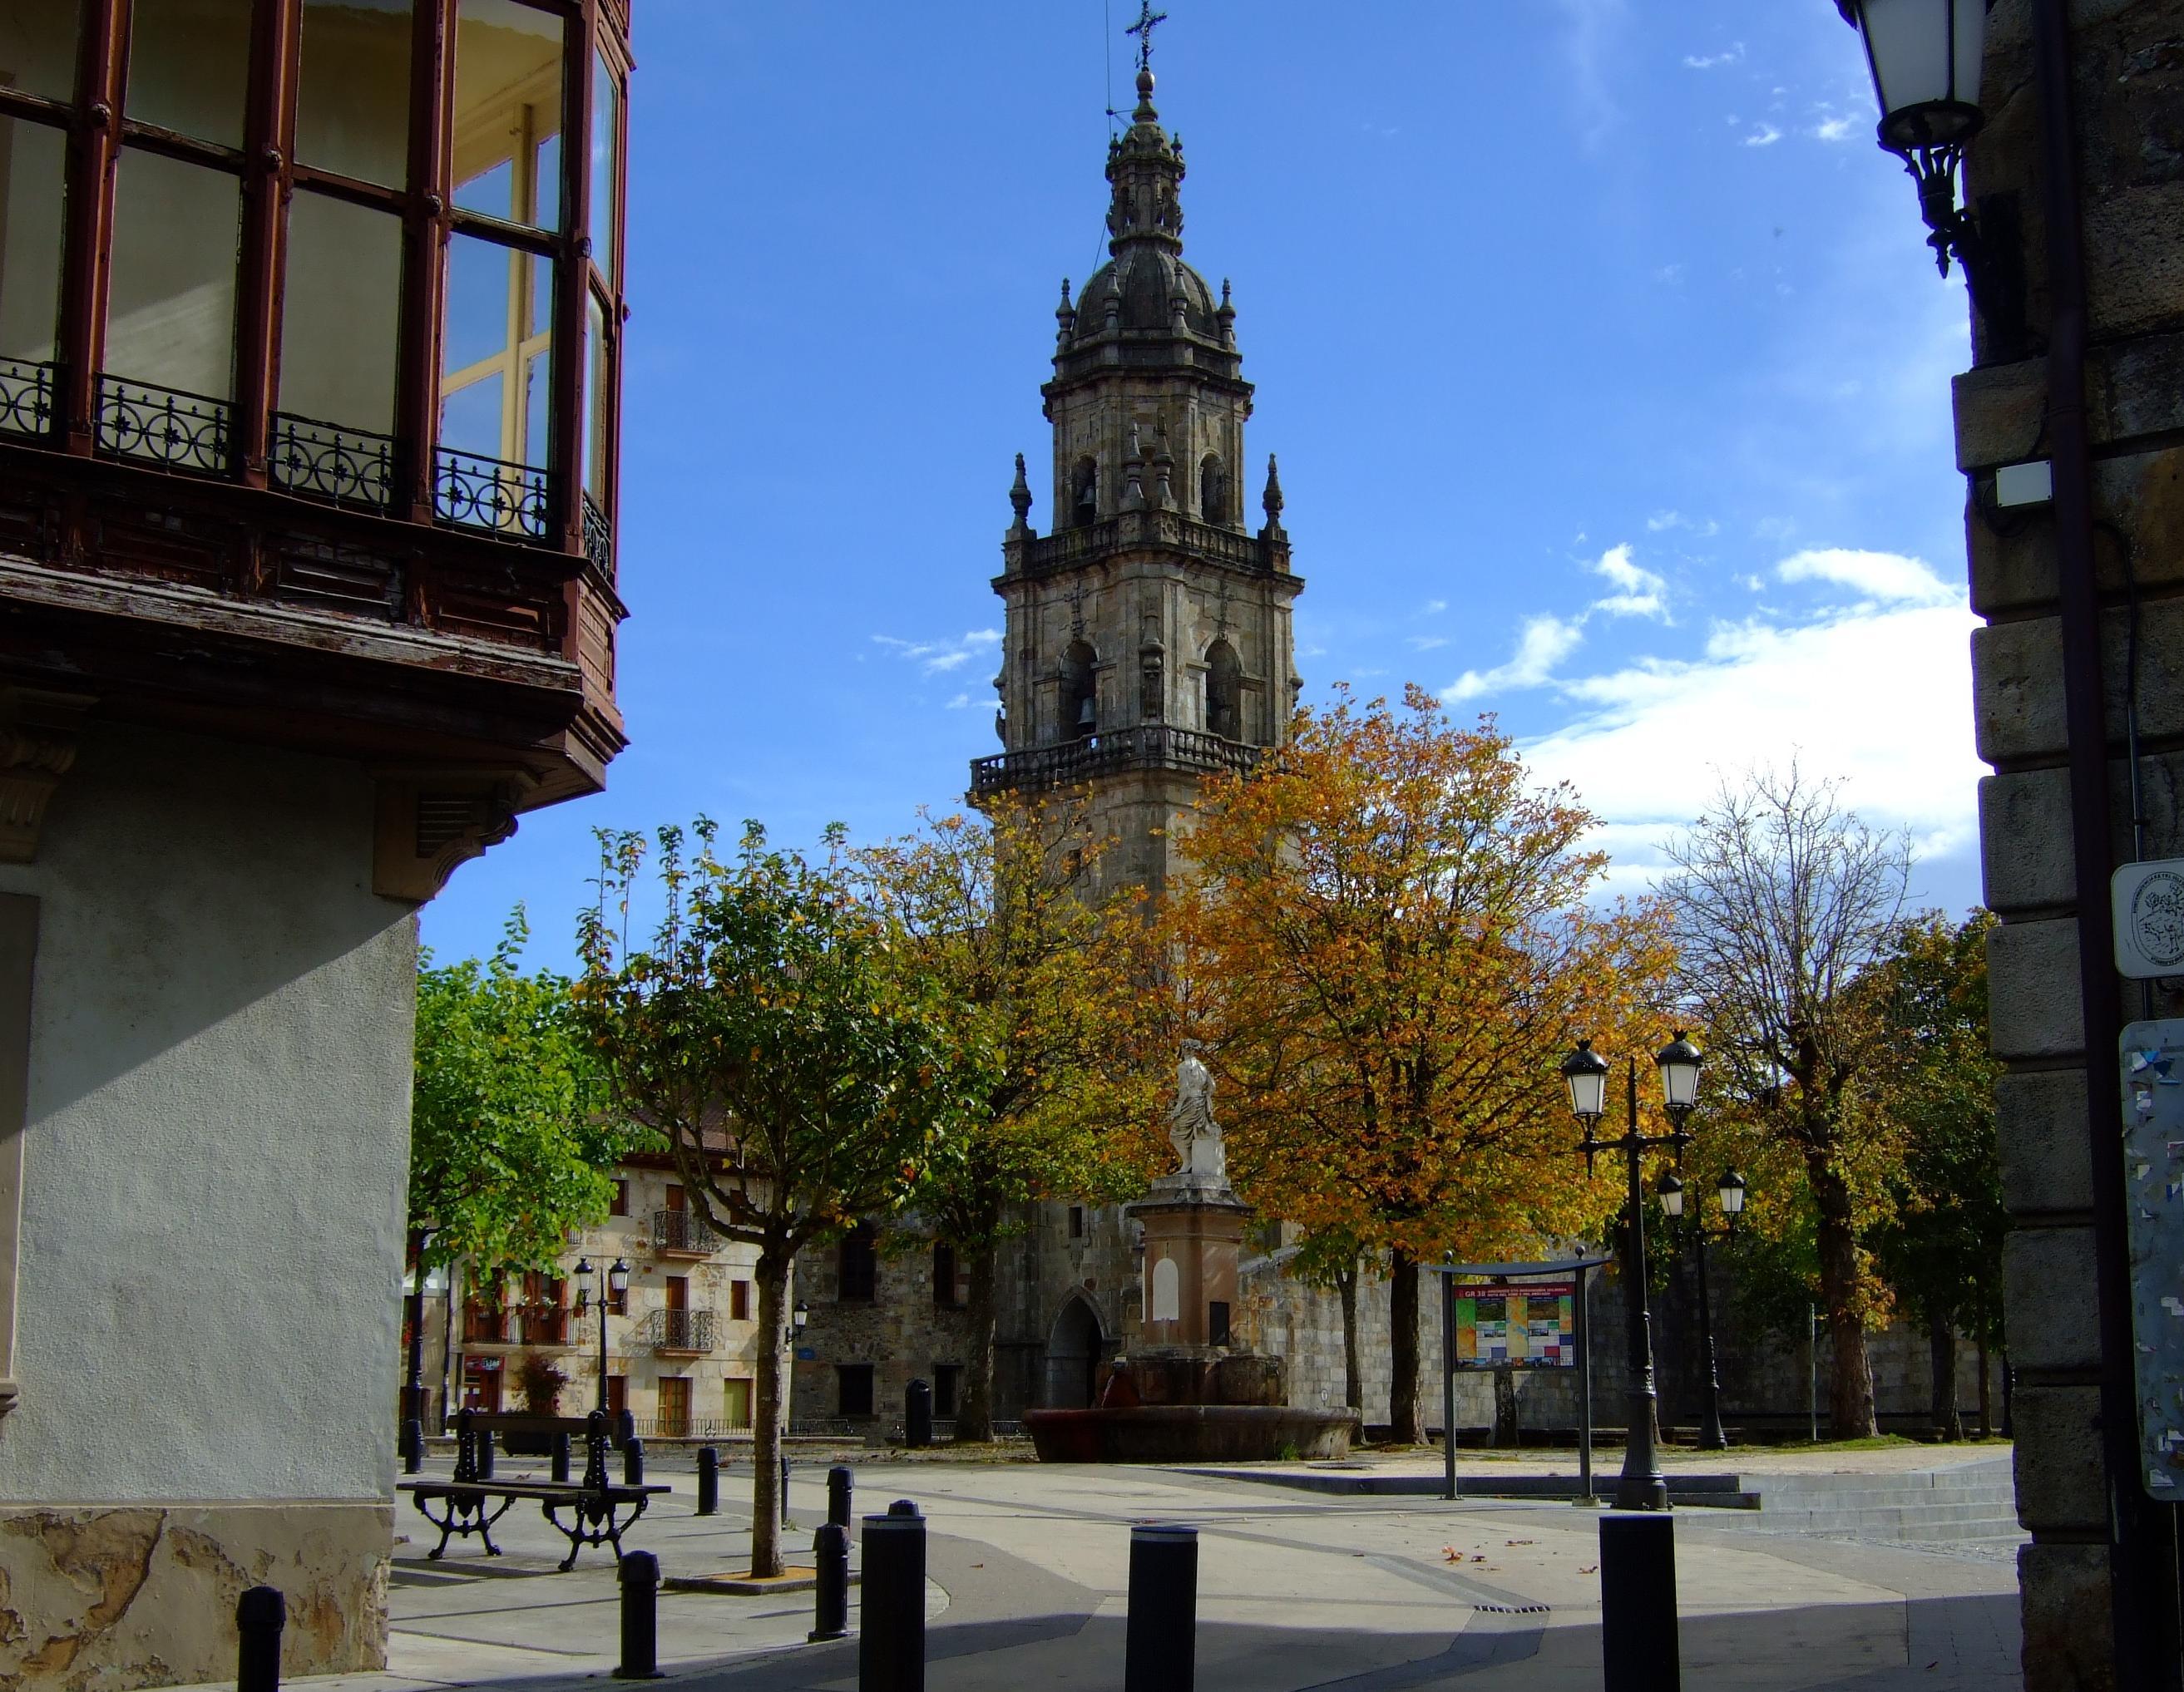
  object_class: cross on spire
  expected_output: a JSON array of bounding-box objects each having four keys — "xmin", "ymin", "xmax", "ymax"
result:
[{"xmin": 1126, "ymin": 2, "xmax": 1168, "ymax": 74}]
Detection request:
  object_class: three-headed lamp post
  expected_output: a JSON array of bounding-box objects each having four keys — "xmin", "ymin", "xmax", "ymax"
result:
[
  {"xmin": 1658, "ymin": 1167, "xmax": 1748, "ymax": 1453},
  {"xmin": 572, "ymin": 1255, "xmax": 631, "ymax": 1417},
  {"xmin": 1560, "ymin": 1032, "xmax": 1704, "ymax": 1511}
]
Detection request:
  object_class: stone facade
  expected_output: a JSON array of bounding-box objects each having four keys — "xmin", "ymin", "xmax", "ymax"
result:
[{"xmin": 1951, "ymin": 3, "xmax": 2184, "ymax": 1685}]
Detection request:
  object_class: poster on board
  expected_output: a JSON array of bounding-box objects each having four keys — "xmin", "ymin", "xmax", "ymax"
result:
[{"xmin": 1450, "ymin": 1281, "xmax": 1577, "ymax": 1369}]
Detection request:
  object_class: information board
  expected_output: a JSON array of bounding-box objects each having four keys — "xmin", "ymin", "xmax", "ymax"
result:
[
  {"xmin": 2122, "ymin": 1020, "xmax": 2184, "ymax": 1499},
  {"xmin": 1449, "ymin": 1281, "xmax": 1576, "ymax": 1369}
]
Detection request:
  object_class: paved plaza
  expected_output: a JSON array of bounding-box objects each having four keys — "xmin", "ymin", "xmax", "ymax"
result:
[{"xmin": 188, "ymin": 1446, "xmax": 2022, "ymax": 1692}]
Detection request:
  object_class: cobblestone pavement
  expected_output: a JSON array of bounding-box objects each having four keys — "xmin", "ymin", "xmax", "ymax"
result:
[{"xmin": 163, "ymin": 1452, "xmax": 2021, "ymax": 1692}]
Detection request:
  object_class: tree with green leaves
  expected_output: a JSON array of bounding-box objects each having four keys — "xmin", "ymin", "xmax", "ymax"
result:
[
  {"xmin": 410, "ymin": 910, "xmax": 640, "ymax": 1279},
  {"xmin": 576, "ymin": 820, "xmax": 981, "ymax": 1577},
  {"xmin": 1864, "ymin": 909, "xmax": 2006, "ymax": 1438},
  {"xmin": 856, "ymin": 796, "xmax": 1166, "ymax": 1442}
]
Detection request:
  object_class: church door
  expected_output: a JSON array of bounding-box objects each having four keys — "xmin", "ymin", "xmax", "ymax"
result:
[{"xmin": 1044, "ymin": 1298, "xmax": 1103, "ymax": 1408}]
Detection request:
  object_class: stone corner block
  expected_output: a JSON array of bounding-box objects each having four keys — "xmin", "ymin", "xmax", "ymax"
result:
[
  {"xmin": 1954, "ymin": 357, "xmax": 2048, "ymax": 473},
  {"xmin": 1996, "ymin": 1065, "xmax": 2095, "ymax": 1217},
  {"xmin": 1989, "ymin": 918, "xmax": 2087, "ymax": 1060},
  {"xmin": 2003, "ymin": 1226, "xmax": 2102, "ymax": 1374},
  {"xmin": 1971, "ymin": 618, "xmax": 2064, "ymax": 766},
  {"xmin": 2017, "ymin": 1539, "xmax": 2115, "ymax": 1692},
  {"xmin": 1979, "ymin": 769, "xmax": 2075, "ymax": 915},
  {"xmin": 2010, "ymin": 1383, "xmax": 2107, "ymax": 1532}
]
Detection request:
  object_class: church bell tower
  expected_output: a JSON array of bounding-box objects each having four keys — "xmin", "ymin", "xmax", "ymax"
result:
[{"xmin": 972, "ymin": 61, "xmax": 1302, "ymax": 894}]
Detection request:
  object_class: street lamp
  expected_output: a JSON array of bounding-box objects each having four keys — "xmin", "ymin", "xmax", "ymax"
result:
[
  {"xmin": 1834, "ymin": 0, "xmax": 2023, "ymax": 347},
  {"xmin": 1560, "ymin": 1033, "xmax": 1703, "ymax": 1511},
  {"xmin": 573, "ymin": 1255, "xmax": 631, "ymax": 1418},
  {"xmin": 1658, "ymin": 1167, "xmax": 1749, "ymax": 1453},
  {"xmin": 793, "ymin": 1300, "xmax": 810, "ymax": 1339}
]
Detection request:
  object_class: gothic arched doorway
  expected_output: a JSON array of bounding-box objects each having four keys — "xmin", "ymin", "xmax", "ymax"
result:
[{"xmin": 1045, "ymin": 1295, "xmax": 1103, "ymax": 1408}]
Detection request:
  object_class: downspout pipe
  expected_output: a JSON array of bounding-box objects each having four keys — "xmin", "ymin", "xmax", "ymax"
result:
[{"xmin": 2029, "ymin": 0, "xmax": 2182, "ymax": 1681}]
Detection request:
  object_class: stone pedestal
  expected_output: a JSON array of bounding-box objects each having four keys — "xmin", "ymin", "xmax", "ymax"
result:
[{"xmin": 1131, "ymin": 1186, "xmax": 1252, "ymax": 1352}]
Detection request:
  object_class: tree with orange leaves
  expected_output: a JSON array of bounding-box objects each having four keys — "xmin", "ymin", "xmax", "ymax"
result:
[{"xmin": 1161, "ymin": 685, "xmax": 1678, "ymax": 1441}]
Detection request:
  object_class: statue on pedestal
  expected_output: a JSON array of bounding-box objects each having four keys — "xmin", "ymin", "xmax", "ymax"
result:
[{"xmin": 1165, "ymin": 1040, "xmax": 1229, "ymax": 1191}]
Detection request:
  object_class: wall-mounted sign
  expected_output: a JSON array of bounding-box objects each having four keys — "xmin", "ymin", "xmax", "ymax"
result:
[
  {"xmin": 2112, "ymin": 861, "xmax": 2184, "ymax": 979},
  {"xmin": 795, "ymin": 1347, "xmax": 817, "ymax": 1361},
  {"xmin": 1449, "ymin": 1282, "xmax": 1575, "ymax": 1369},
  {"xmin": 2121, "ymin": 1020, "xmax": 2184, "ymax": 1499}
]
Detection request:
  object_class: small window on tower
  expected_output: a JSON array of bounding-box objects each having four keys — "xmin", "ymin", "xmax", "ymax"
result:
[
  {"xmin": 1207, "ymin": 638, "xmax": 1243, "ymax": 742},
  {"xmin": 1072, "ymin": 457, "xmax": 1099, "ymax": 527},
  {"xmin": 1199, "ymin": 454, "xmax": 1227, "ymax": 524},
  {"xmin": 1064, "ymin": 641, "xmax": 1097, "ymax": 740}
]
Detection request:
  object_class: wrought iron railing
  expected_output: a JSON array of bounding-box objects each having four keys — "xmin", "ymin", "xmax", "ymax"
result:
[
  {"xmin": 641, "ymin": 1308, "xmax": 716, "ymax": 1352},
  {"xmin": 462, "ymin": 1307, "xmax": 507, "ymax": 1344},
  {"xmin": 433, "ymin": 446, "xmax": 551, "ymax": 541},
  {"xmin": 647, "ymin": 1207, "xmax": 718, "ymax": 1255},
  {"xmin": 629, "ymin": 1413, "xmax": 750, "ymax": 1440},
  {"xmin": 96, "ymin": 374, "xmax": 230, "ymax": 473},
  {"xmin": 1019, "ymin": 510, "xmax": 1272, "ymax": 576},
  {"xmin": 581, "ymin": 492, "xmax": 614, "ymax": 578},
  {"xmin": 971, "ymin": 725, "xmax": 1260, "ymax": 796},
  {"xmin": 0, "ymin": 357, "xmax": 54, "ymax": 440},
  {"xmin": 517, "ymin": 1308, "xmax": 573, "ymax": 1346},
  {"xmin": 270, "ymin": 412, "xmax": 397, "ymax": 513}
]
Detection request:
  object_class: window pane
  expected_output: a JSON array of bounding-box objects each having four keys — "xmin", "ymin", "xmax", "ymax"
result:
[
  {"xmin": 126, "ymin": 0, "xmax": 250, "ymax": 149},
  {"xmin": 297, "ymin": 0, "xmax": 413, "ymax": 187},
  {"xmin": 279, "ymin": 191, "xmax": 400, "ymax": 432},
  {"xmin": 583, "ymin": 292, "xmax": 609, "ymax": 498},
  {"xmin": 445, "ymin": 230, "xmax": 511, "ymax": 373},
  {"xmin": 0, "ymin": 118, "xmax": 65, "ymax": 363},
  {"xmin": 107, "ymin": 150, "xmax": 239, "ymax": 397},
  {"xmin": 442, "ymin": 232, "xmax": 550, "ymax": 466},
  {"xmin": 521, "ymin": 348, "xmax": 547, "ymax": 469},
  {"xmin": 0, "ymin": 3, "xmax": 79, "ymax": 105},
  {"xmin": 453, "ymin": 0, "xmax": 562, "ymax": 232},
  {"xmin": 589, "ymin": 53, "xmax": 618, "ymax": 286},
  {"xmin": 438, "ymin": 370, "xmax": 502, "ymax": 459}
]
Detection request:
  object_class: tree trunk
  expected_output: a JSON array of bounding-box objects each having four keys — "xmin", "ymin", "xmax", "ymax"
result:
[
  {"xmin": 956, "ymin": 1239, "xmax": 999, "ymax": 1443},
  {"xmin": 749, "ymin": 1246, "xmax": 790, "ymax": 1579},
  {"xmin": 1336, "ymin": 1257, "xmax": 1362, "ymax": 1413},
  {"xmin": 1809, "ymin": 1164, "xmax": 1878, "ymax": 1438},
  {"xmin": 1388, "ymin": 1249, "xmax": 1422, "ymax": 1444},
  {"xmin": 1928, "ymin": 1308, "xmax": 1963, "ymax": 1441},
  {"xmin": 1492, "ymin": 1367, "xmax": 1519, "ymax": 1448},
  {"xmin": 1975, "ymin": 1326, "xmax": 1992, "ymax": 1438}
]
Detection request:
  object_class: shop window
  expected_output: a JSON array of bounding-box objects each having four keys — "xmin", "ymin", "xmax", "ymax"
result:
[
  {"xmin": 452, "ymin": 0, "xmax": 564, "ymax": 234},
  {"xmin": 837, "ymin": 1364, "xmax": 874, "ymax": 1418},
  {"xmin": 296, "ymin": 0, "xmax": 414, "ymax": 187},
  {"xmin": 126, "ymin": 0, "xmax": 250, "ymax": 150},
  {"xmin": 0, "ymin": 8, "xmax": 77, "ymax": 106},
  {"xmin": 106, "ymin": 151, "xmax": 240, "ymax": 402},
  {"xmin": 0, "ymin": 118, "xmax": 65, "ymax": 372}
]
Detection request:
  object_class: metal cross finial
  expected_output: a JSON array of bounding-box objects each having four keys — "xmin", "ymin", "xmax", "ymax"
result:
[{"xmin": 1126, "ymin": 2, "xmax": 1168, "ymax": 73}]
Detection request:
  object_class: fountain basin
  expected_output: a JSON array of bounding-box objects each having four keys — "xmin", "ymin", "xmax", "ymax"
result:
[{"xmin": 1023, "ymin": 1404, "xmax": 1358, "ymax": 1464}]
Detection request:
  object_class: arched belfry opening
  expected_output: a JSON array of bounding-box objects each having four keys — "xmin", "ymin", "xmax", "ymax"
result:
[
  {"xmin": 1072, "ymin": 457, "xmax": 1099, "ymax": 528},
  {"xmin": 1206, "ymin": 638, "xmax": 1243, "ymax": 742},
  {"xmin": 1199, "ymin": 454, "xmax": 1227, "ymax": 525},
  {"xmin": 1045, "ymin": 1295, "xmax": 1104, "ymax": 1408},
  {"xmin": 1064, "ymin": 640, "xmax": 1099, "ymax": 738}
]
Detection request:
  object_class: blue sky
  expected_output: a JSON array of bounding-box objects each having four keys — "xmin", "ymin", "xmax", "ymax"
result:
[{"xmin": 424, "ymin": 0, "xmax": 1986, "ymax": 969}]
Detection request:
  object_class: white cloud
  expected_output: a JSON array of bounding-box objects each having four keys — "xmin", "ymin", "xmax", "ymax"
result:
[
  {"xmin": 871, "ymin": 628, "xmax": 1001, "ymax": 674},
  {"xmin": 944, "ymin": 693, "xmax": 973, "ymax": 710},
  {"xmin": 1421, "ymin": 598, "xmax": 1448, "ymax": 617},
  {"xmin": 1776, "ymin": 547, "xmax": 1955, "ymax": 606},
  {"xmin": 1588, "ymin": 543, "xmax": 1668, "ymax": 620},
  {"xmin": 1815, "ymin": 114, "xmax": 1855, "ymax": 142},
  {"xmin": 1442, "ymin": 615, "xmax": 1584, "ymax": 702},
  {"xmin": 1684, "ymin": 42, "xmax": 1744, "ymax": 70},
  {"xmin": 1523, "ymin": 601, "xmax": 1984, "ymax": 892},
  {"xmin": 1743, "ymin": 124, "xmax": 1783, "ymax": 148},
  {"xmin": 1646, "ymin": 511, "xmax": 1720, "ymax": 538},
  {"xmin": 1408, "ymin": 634, "xmax": 1450, "ymax": 652}
]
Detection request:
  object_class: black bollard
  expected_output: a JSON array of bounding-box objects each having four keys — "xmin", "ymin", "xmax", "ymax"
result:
[
  {"xmin": 624, "ymin": 1435, "xmax": 645, "ymax": 1486},
  {"xmin": 858, "ymin": 1500, "xmax": 926, "ymax": 1692},
  {"xmin": 1599, "ymin": 1513, "xmax": 1680, "ymax": 1692},
  {"xmin": 477, "ymin": 1427, "xmax": 496, "ymax": 1479},
  {"xmin": 828, "ymin": 1463, "xmax": 854, "ymax": 1529},
  {"xmin": 809, "ymin": 1522, "xmax": 851, "ymax": 1642},
  {"xmin": 905, "ymin": 1379, "xmax": 932, "ymax": 1449},
  {"xmin": 781, "ymin": 1454, "xmax": 793, "ymax": 1528},
  {"xmin": 400, "ymin": 1417, "xmax": 423, "ymax": 1473},
  {"xmin": 615, "ymin": 1550, "xmax": 665, "ymax": 1680},
  {"xmin": 697, "ymin": 1444, "xmax": 719, "ymax": 1515},
  {"xmin": 552, "ymin": 1430, "xmax": 572, "ymax": 1484},
  {"xmin": 236, "ymin": 1584, "xmax": 285, "ymax": 1692},
  {"xmin": 1124, "ymin": 1524, "xmax": 1198, "ymax": 1692},
  {"xmin": 616, "ymin": 1406, "xmax": 636, "ymax": 1448}
]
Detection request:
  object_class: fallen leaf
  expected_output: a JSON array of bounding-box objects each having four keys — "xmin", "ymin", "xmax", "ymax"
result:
[
  {"xmin": 1579, "ymin": 1565, "xmax": 1598, "ymax": 1574},
  {"xmin": 1442, "ymin": 1546, "xmax": 1462, "ymax": 1563},
  {"xmin": 1505, "ymin": 1539, "xmax": 1534, "ymax": 1546}
]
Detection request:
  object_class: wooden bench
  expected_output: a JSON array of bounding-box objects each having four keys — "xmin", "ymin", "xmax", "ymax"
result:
[{"xmin": 397, "ymin": 1409, "xmax": 667, "ymax": 1571}]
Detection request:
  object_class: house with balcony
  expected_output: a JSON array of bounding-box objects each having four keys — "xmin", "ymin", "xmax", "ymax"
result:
[{"xmin": 0, "ymin": 4, "xmax": 634, "ymax": 1688}]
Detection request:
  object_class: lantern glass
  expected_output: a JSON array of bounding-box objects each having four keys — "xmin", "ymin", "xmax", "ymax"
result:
[
  {"xmin": 1562, "ymin": 1040, "xmax": 1609, "ymax": 1122},
  {"xmin": 1719, "ymin": 1171, "xmax": 1749, "ymax": 1216},
  {"xmin": 1850, "ymin": 0, "xmax": 1987, "ymax": 151},
  {"xmin": 1657, "ymin": 1033, "xmax": 1703, "ymax": 1113},
  {"xmin": 1658, "ymin": 1172, "xmax": 1686, "ymax": 1220},
  {"xmin": 793, "ymin": 1299, "xmax": 810, "ymax": 1334},
  {"xmin": 608, "ymin": 1257, "xmax": 630, "ymax": 1296}
]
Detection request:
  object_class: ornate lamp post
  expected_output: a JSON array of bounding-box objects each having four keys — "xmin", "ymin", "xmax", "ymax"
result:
[
  {"xmin": 1658, "ymin": 1167, "xmax": 1747, "ymax": 1453},
  {"xmin": 573, "ymin": 1255, "xmax": 631, "ymax": 1417},
  {"xmin": 1561, "ymin": 1033, "xmax": 1704, "ymax": 1511},
  {"xmin": 399, "ymin": 1227, "xmax": 437, "ymax": 1472}
]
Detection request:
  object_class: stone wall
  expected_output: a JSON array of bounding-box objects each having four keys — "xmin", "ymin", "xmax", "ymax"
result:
[
  {"xmin": 1955, "ymin": 3, "xmax": 2184, "ymax": 1685},
  {"xmin": 0, "ymin": 726, "xmax": 414, "ymax": 1687}
]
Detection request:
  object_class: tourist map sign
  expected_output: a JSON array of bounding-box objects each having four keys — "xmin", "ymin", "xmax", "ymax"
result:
[
  {"xmin": 1449, "ymin": 1281, "xmax": 1576, "ymax": 1369},
  {"xmin": 2122, "ymin": 1020, "xmax": 2184, "ymax": 1498}
]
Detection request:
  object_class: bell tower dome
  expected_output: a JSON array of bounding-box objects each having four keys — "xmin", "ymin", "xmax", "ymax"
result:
[{"xmin": 972, "ymin": 63, "xmax": 1303, "ymax": 895}]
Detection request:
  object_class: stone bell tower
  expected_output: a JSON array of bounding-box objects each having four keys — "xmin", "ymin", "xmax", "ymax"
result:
[{"xmin": 971, "ymin": 61, "xmax": 1302, "ymax": 896}]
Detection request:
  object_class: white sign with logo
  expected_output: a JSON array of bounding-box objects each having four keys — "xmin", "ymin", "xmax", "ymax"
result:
[{"xmin": 2114, "ymin": 861, "xmax": 2184, "ymax": 979}]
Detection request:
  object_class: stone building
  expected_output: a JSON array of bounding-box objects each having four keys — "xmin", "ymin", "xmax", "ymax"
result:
[{"xmin": 0, "ymin": 3, "xmax": 633, "ymax": 1686}]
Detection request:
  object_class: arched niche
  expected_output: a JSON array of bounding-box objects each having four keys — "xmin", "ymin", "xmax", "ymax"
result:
[
  {"xmin": 1199, "ymin": 453, "xmax": 1227, "ymax": 525},
  {"xmin": 1063, "ymin": 639, "xmax": 1098, "ymax": 738},
  {"xmin": 1072, "ymin": 456, "xmax": 1099, "ymax": 528},
  {"xmin": 1044, "ymin": 1295, "xmax": 1104, "ymax": 1408},
  {"xmin": 1206, "ymin": 637, "xmax": 1243, "ymax": 742}
]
